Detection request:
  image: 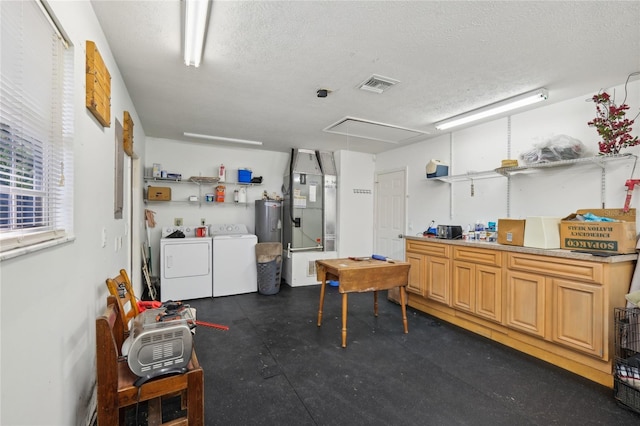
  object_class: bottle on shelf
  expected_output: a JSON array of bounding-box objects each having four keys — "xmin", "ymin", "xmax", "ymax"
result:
[
  {"xmin": 487, "ymin": 221, "xmax": 497, "ymax": 242},
  {"xmin": 475, "ymin": 220, "xmax": 486, "ymax": 241},
  {"xmin": 218, "ymin": 163, "xmax": 226, "ymax": 182},
  {"xmin": 215, "ymin": 185, "xmax": 225, "ymax": 202}
]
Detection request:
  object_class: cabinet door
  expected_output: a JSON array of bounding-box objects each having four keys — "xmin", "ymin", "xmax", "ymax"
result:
[
  {"xmin": 452, "ymin": 261, "xmax": 474, "ymax": 312},
  {"xmin": 406, "ymin": 252, "xmax": 425, "ymax": 296},
  {"xmin": 476, "ymin": 264, "xmax": 502, "ymax": 323},
  {"xmin": 505, "ymin": 270, "xmax": 546, "ymax": 338},
  {"xmin": 551, "ymin": 278, "xmax": 604, "ymax": 358},
  {"xmin": 427, "ymin": 256, "xmax": 450, "ymax": 305}
]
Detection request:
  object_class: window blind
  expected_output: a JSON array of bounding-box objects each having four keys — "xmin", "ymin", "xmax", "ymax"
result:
[{"xmin": 0, "ymin": 0, "xmax": 74, "ymax": 257}]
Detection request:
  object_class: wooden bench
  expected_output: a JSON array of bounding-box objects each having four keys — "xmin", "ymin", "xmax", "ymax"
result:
[{"xmin": 96, "ymin": 295, "xmax": 204, "ymax": 425}]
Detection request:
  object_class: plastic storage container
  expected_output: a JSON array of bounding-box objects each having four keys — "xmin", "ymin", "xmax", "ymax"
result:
[
  {"xmin": 523, "ymin": 216, "xmax": 561, "ymax": 249},
  {"xmin": 255, "ymin": 242, "xmax": 282, "ymax": 295},
  {"xmin": 238, "ymin": 169, "xmax": 252, "ymax": 183}
]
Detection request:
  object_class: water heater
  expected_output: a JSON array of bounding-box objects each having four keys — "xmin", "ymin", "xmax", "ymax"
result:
[{"xmin": 255, "ymin": 199, "xmax": 282, "ymax": 243}]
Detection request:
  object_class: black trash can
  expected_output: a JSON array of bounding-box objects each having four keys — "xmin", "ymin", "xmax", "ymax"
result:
[{"xmin": 256, "ymin": 242, "xmax": 282, "ymax": 295}]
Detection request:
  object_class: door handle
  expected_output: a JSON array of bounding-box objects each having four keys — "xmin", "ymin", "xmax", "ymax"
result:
[{"xmin": 398, "ymin": 234, "xmax": 404, "ymax": 238}]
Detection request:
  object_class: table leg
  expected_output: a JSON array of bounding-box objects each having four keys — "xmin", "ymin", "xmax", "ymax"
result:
[
  {"xmin": 317, "ymin": 269, "xmax": 326, "ymax": 327},
  {"xmin": 342, "ymin": 293, "xmax": 348, "ymax": 348},
  {"xmin": 399, "ymin": 286, "xmax": 408, "ymax": 334},
  {"xmin": 373, "ymin": 290, "xmax": 378, "ymax": 317}
]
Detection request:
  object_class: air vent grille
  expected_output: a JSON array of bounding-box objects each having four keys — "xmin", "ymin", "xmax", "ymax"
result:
[{"xmin": 359, "ymin": 74, "xmax": 399, "ymax": 93}]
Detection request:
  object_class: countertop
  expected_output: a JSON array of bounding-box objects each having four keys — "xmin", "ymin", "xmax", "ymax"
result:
[{"xmin": 404, "ymin": 235, "xmax": 638, "ymax": 263}]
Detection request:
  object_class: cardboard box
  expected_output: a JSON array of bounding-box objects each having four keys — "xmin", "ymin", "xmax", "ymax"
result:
[
  {"xmin": 497, "ymin": 219, "xmax": 526, "ymax": 246},
  {"xmin": 560, "ymin": 208, "xmax": 637, "ymax": 254},
  {"xmin": 147, "ymin": 186, "xmax": 171, "ymax": 201}
]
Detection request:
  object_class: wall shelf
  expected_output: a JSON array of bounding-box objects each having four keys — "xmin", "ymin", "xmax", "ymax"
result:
[
  {"xmin": 144, "ymin": 176, "xmax": 191, "ymax": 183},
  {"xmin": 429, "ymin": 153, "xmax": 637, "ymax": 183},
  {"xmin": 143, "ymin": 199, "xmax": 252, "ymax": 206},
  {"xmin": 431, "ymin": 169, "xmax": 502, "ymax": 183},
  {"xmin": 143, "ymin": 175, "xmax": 259, "ymax": 207}
]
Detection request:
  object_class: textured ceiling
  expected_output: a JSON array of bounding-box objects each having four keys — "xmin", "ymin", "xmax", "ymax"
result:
[{"xmin": 90, "ymin": 0, "xmax": 640, "ymax": 154}]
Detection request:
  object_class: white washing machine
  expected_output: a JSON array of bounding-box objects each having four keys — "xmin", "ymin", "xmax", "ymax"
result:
[
  {"xmin": 210, "ymin": 224, "xmax": 258, "ymax": 297},
  {"xmin": 160, "ymin": 226, "xmax": 212, "ymax": 302}
]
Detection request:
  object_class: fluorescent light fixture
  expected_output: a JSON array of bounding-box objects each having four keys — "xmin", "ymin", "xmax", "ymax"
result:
[
  {"xmin": 184, "ymin": 0, "xmax": 210, "ymax": 67},
  {"xmin": 183, "ymin": 132, "xmax": 263, "ymax": 146},
  {"xmin": 434, "ymin": 88, "xmax": 548, "ymax": 130}
]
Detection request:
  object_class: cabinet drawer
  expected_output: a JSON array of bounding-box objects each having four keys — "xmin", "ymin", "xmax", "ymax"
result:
[
  {"xmin": 406, "ymin": 240, "xmax": 450, "ymax": 257},
  {"xmin": 507, "ymin": 253, "xmax": 603, "ymax": 284},
  {"xmin": 453, "ymin": 246, "xmax": 502, "ymax": 267}
]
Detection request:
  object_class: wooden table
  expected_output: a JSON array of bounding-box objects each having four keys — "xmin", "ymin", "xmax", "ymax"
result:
[{"xmin": 316, "ymin": 258, "xmax": 411, "ymax": 347}]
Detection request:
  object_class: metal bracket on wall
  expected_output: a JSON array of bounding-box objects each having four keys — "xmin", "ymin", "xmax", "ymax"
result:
[{"xmin": 506, "ymin": 117, "xmax": 512, "ymax": 217}]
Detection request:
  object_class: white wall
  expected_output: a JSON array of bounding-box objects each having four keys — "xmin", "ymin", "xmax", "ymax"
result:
[
  {"xmin": 334, "ymin": 150, "xmax": 375, "ymax": 257},
  {"xmin": 376, "ymin": 80, "xmax": 640, "ymax": 235},
  {"xmin": 145, "ymin": 137, "xmax": 289, "ymax": 273},
  {"xmin": 0, "ymin": 2, "xmax": 145, "ymax": 425}
]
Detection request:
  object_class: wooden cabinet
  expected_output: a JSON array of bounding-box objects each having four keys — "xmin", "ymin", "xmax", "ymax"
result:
[
  {"xmin": 452, "ymin": 246, "xmax": 502, "ymax": 323},
  {"xmin": 404, "ymin": 237, "xmax": 636, "ymax": 388},
  {"xmin": 406, "ymin": 239, "xmax": 450, "ymax": 304},
  {"xmin": 505, "ymin": 269, "xmax": 546, "ymax": 338},
  {"xmin": 507, "ymin": 253, "xmax": 605, "ymax": 355},
  {"xmin": 551, "ymin": 278, "xmax": 604, "ymax": 357},
  {"xmin": 406, "ymin": 252, "xmax": 425, "ymax": 296},
  {"xmin": 427, "ymin": 255, "xmax": 450, "ymax": 305}
]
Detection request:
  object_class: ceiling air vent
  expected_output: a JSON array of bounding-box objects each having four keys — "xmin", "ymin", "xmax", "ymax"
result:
[{"xmin": 358, "ymin": 74, "xmax": 399, "ymax": 94}]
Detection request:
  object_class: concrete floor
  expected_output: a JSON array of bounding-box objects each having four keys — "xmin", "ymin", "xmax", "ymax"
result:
[{"xmin": 128, "ymin": 284, "xmax": 640, "ymax": 425}]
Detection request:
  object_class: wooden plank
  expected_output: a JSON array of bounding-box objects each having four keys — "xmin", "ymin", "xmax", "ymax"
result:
[
  {"xmin": 123, "ymin": 111, "xmax": 134, "ymax": 156},
  {"xmin": 85, "ymin": 40, "xmax": 111, "ymax": 127}
]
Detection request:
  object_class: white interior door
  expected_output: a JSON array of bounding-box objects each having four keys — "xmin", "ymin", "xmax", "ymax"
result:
[
  {"xmin": 374, "ymin": 168, "xmax": 407, "ymax": 260},
  {"xmin": 375, "ymin": 168, "xmax": 407, "ymax": 303}
]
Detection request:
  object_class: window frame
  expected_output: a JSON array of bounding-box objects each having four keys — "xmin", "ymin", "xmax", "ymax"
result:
[{"xmin": 0, "ymin": 0, "xmax": 74, "ymax": 260}]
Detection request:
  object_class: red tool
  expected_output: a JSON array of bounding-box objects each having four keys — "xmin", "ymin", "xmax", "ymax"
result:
[
  {"xmin": 623, "ymin": 179, "xmax": 640, "ymax": 212},
  {"xmin": 137, "ymin": 300, "xmax": 162, "ymax": 312},
  {"xmin": 195, "ymin": 320, "xmax": 229, "ymax": 331},
  {"xmin": 137, "ymin": 300, "xmax": 229, "ymax": 330}
]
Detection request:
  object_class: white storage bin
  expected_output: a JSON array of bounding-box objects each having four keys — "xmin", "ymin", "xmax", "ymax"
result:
[{"xmin": 523, "ymin": 216, "xmax": 561, "ymax": 249}]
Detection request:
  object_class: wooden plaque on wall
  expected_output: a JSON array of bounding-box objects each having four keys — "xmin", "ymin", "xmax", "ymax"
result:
[
  {"xmin": 86, "ymin": 40, "xmax": 111, "ymax": 127},
  {"xmin": 123, "ymin": 111, "xmax": 134, "ymax": 157}
]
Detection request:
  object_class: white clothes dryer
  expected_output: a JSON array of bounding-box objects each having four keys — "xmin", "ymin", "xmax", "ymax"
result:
[
  {"xmin": 160, "ymin": 226, "xmax": 212, "ymax": 302},
  {"xmin": 209, "ymin": 224, "xmax": 258, "ymax": 297}
]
